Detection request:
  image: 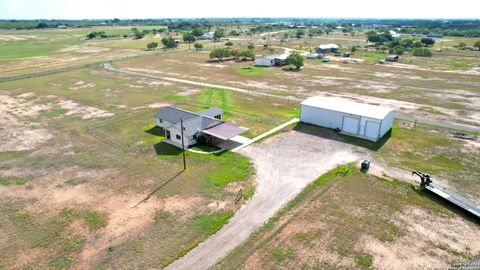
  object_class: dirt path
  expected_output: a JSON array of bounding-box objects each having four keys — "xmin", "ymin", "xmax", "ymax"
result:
[{"xmin": 165, "ymin": 126, "xmax": 360, "ymax": 270}]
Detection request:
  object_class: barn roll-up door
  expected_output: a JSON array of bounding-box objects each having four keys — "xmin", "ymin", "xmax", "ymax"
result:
[
  {"xmin": 342, "ymin": 116, "xmax": 360, "ymax": 135},
  {"xmin": 364, "ymin": 120, "xmax": 380, "ymax": 141}
]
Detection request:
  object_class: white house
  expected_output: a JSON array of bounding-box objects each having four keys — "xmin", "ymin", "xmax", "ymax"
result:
[
  {"xmin": 316, "ymin": 44, "xmax": 339, "ymax": 54},
  {"xmin": 300, "ymin": 96, "xmax": 395, "ymax": 142},
  {"xmin": 255, "ymin": 54, "xmax": 289, "ymax": 67},
  {"xmin": 154, "ymin": 106, "xmax": 248, "ymax": 148},
  {"xmin": 200, "ymin": 32, "xmax": 215, "ymax": 40}
]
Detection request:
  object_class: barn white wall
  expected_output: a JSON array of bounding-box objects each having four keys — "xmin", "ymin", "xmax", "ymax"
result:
[
  {"xmin": 300, "ymin": 105, "xmax": 344, "ymax": 129},
  {"xmin": 255, "ymin": 58, "xmax": 273, "ymax": 67},
  {"xmin": 300, "ymin": 104, "xmax": 394, "ymax": 142},
  {"xmin": 380, "ymin": 111, "xmax": 395, "ymax": 137}
]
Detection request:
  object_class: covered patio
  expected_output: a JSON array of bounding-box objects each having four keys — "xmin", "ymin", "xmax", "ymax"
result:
[{"xmin": 200, "ymin": 123, "xmax": 250, "ymax": 151}]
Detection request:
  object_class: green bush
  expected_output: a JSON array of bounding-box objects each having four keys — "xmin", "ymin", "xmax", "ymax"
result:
[{"xmin": 413, "ymin": 47, "xmax": 432, "ymax": 57}]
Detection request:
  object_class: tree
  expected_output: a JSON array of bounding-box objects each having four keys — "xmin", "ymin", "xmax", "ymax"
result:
[
  {"xmin": 296, "ymin": 29, "xmax": 305, "ymax": 38},
  {"xmin": 421, "ymin": 37, "xmax": 435, "ymax": 46},
  {"xmin": 413, "ymin": 47, "xmax": 432, "ymax": 57},
  {"xmin": 239, "ymin": 50, "xmax": 255, "ymax": 60},
  {"xmin": 194, "ymin": 42, "xmax": 203, "ymax": 51},
  {"xmin": 192, "ymin": 28, "xmax": 204, "ymax": 39},
  {"xmin": 183, "ymin": 32, "xmax": 196, "ymax": 50},
  {"xmin": 36, "ymin": 22, "xmax": 49, "ymax": 28},
  {"xmin": 146, "ymin": 42, "xmax": 158, "ymax": 50},
  {"xmin": 209, "ymin": 48, "xmax": 231, "ymax": 61},
  {"xmin": 284, "ymin": 52, "xmax": 304, "ymax": 70},
  {"xmin": 474, "ymin": 40, "xmax": 480, "ymax": 50},
  {"xmin": 214, "ymin": 29, "xmax": 225, "ymax": 41},
  {"xmin": 87, "ymin": 32, "xmax": 97, "ymax": 39},
  {"xmin": 367, "ymin": 33, "xmax": 382, "ymax": 44},
  {"xmin": 134, "ymin": 32, "xmax": 145, "ymax": 40},
  {"xmin": 458, "ymin": 41, "xmax": 467, "ymax": 49},
  {"xmin": 351, "ymin": 45, "xmax": 358, "ymax": 53},
  {"xmin": 390, "ymin": 46, "xmax": 405, "ymax": 55},
  {"xmin": 225, "ymin": 41, "xmax": 233, "ymax": 47},
  {"xmin": 161, "ymin": 37, "xmax": 178, "ymax": 49},
  {"xmin": 229, "ymin": 30, "xmax": 240, "ymax": 36}
]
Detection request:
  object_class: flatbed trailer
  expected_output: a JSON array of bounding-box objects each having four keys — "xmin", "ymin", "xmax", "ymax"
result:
[
  {"xmin": 412, "ymin": 171, "xmax": 480, "ymax": 219},
  {"xmin": 425, "ymin": 182, "xmax": 480, "ymax": 218}
]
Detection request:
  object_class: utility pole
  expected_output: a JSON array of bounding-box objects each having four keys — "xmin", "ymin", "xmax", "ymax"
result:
[{"xmin": 180, "ymin": 118, "xmax": 186, "ymax": 170}]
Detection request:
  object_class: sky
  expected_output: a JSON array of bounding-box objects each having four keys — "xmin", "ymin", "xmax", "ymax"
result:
[{"xmin": 1, "ymin": 0, "xmax": 479, "ymax": 20}]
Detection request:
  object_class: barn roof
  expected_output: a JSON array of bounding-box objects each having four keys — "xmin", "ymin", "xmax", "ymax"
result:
[
  {"xmin": 318, "ymin": 44, "xmax": 339, "ymax": 50},
  {"xmin": 259, "ymin": 54, "xmax": 289, "ymax": 60},
  {"xmin": 301, "ymin": 96, "xmax": 394, "ymax": 120}
]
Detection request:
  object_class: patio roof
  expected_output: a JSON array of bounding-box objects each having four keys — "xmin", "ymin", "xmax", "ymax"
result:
[{"xmin": 202, "ymin": 123, "xmax": 249, "ymax": 140}]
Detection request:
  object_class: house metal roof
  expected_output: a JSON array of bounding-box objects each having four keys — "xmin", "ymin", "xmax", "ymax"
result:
[
  {"xmin": 154, "ymin": 106, "xmax": 198, "ymax": 123},
  {"xmin": 259, "ymin": 54, "xmax": 289, "ymax": 61},
  {"xmin": 318, "ymin": 44, "xmax": 339, "ymax": 50},
  {"xmin": 202, "ymin": 122, "xmax": 249, "ymax": 140},
  {"xmin": 301, "ymin": 96, "xmax": 394, "ymax": 120},
  {"xmin": 198, "ymin": 107, "xmax": 223, "ymax": 118}
]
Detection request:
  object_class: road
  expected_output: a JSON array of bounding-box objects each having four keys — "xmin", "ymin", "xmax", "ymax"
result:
[{"xmin": 165, "ymin": 126, "xmax": 360, "ymax": 270}]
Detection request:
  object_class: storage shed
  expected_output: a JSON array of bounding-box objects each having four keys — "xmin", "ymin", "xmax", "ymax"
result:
[
  {"xmin": 300, "ymin": 96, "xmax": 395, "ymax": 142},
  {"xmin": 255, "ymin": 54, "xmax": 289, "ymax": 67}
]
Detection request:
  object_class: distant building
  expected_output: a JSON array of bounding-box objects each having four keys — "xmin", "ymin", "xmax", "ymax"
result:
[
  {"xmin": 316, "ymin": 44, "xmax": 339, "ymax": 54},
  {"xmin": 386, "ymin": 55, "xmax": 399, "ymax": 62},
  {"xmin": 200, "ymin": 32, "xmax": 215, "ymax": 40},
  {"xmin": 255, "ymin": 54, "xmax": 289, "ymax": 67},
  {"xmin": 389, "ymin": 30, "xmax": 401, "ymax": 38},
  {"xmin": 57, "ymin": 25, "xmax": 67, "ymax": 29},
  {"xmin": 427, "ymin": 32, "xmax": 443, "ymax": 38}
]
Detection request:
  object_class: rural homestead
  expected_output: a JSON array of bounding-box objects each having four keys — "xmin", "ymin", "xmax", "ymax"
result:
[{"xmin": 0, "ymin": 7, "xmax": 479, "ymax": 270}]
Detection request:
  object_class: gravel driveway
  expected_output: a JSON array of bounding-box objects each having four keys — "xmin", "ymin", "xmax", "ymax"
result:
[{"xmin": 166, "ymin": 125, "xmax": 360, "ymax": 270}]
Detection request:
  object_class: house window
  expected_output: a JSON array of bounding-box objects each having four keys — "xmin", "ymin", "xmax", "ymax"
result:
[
  {"xmin": 193, "ymin": 134, "xmax": 197, "ymax": 140},
  {"xmin": 176, "ymin": 134, "xmax": 181, "ymax": 140},
  {"xmin": 215, "ymin": 114, "xmax": 221, "ymax": 119},
  {"xmin": 159, "ymin": 119, "xmax": 163, "ymax": 123}
]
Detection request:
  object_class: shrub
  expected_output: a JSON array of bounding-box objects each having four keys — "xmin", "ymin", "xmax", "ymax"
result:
[
  {"xmin": 413, "ymin": 47, "xmax": 432, "ymax": 57},
  {"xmin": 225, "ymin": 41, "xmax": 233, "ymax": 47},
  {"xmin": 390, "ymin": 46, "xmax": 405, "ymax": 55}
]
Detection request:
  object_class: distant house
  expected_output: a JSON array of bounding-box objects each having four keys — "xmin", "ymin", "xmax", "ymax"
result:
[
  {"xmin": 200, "ymin": 32, "xmax": 215, "ymax": 40},
  {"xmin": 154, "ymin": 106, "xmax": 248, "ymax": 148},
  {"xmin": 57, "ymin": 25, "xmax": 67, "ymax": 29},
  {"xmin": 316, "ymin": 44, "xmax": 339, "ymax": 54},
  {"xmin": 427, "ymin": 32, "xmax": 443, "ymax": 38},
  {"xmin": 389, "ymin": 30, "xmax": 401, "ymax": 38},
  {"xmin": 386, "ymin": 55, "xmax": 399, "ymax": 62},
  {"xmin": 255, "ymin": 54, "xmax": 289, "ymax": 67}
]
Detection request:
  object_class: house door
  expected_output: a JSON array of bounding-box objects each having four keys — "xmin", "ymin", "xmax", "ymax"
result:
[{"xmin": 166, "ymin": 130, "xmax": 171, "ymax": 140}]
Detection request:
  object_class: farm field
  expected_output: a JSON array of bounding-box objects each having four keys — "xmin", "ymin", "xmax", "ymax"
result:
[
  {"xmin": 215, "ymin": 165, "xmax": 480, "ymax": 270},
  {"xmin": 0, "ymin": 67, "xmax": 271, "ymax": 269},
  {"xmin": 115, "ymin": 36, "xmax": 480, "ymax": 128},
  {"xmin": 0, "ymin": 21, "xmax": 479, "ymax": 270},
  {"xmin": 0, "ymin": 26, "xmax": 196, "ymax": 77}
]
